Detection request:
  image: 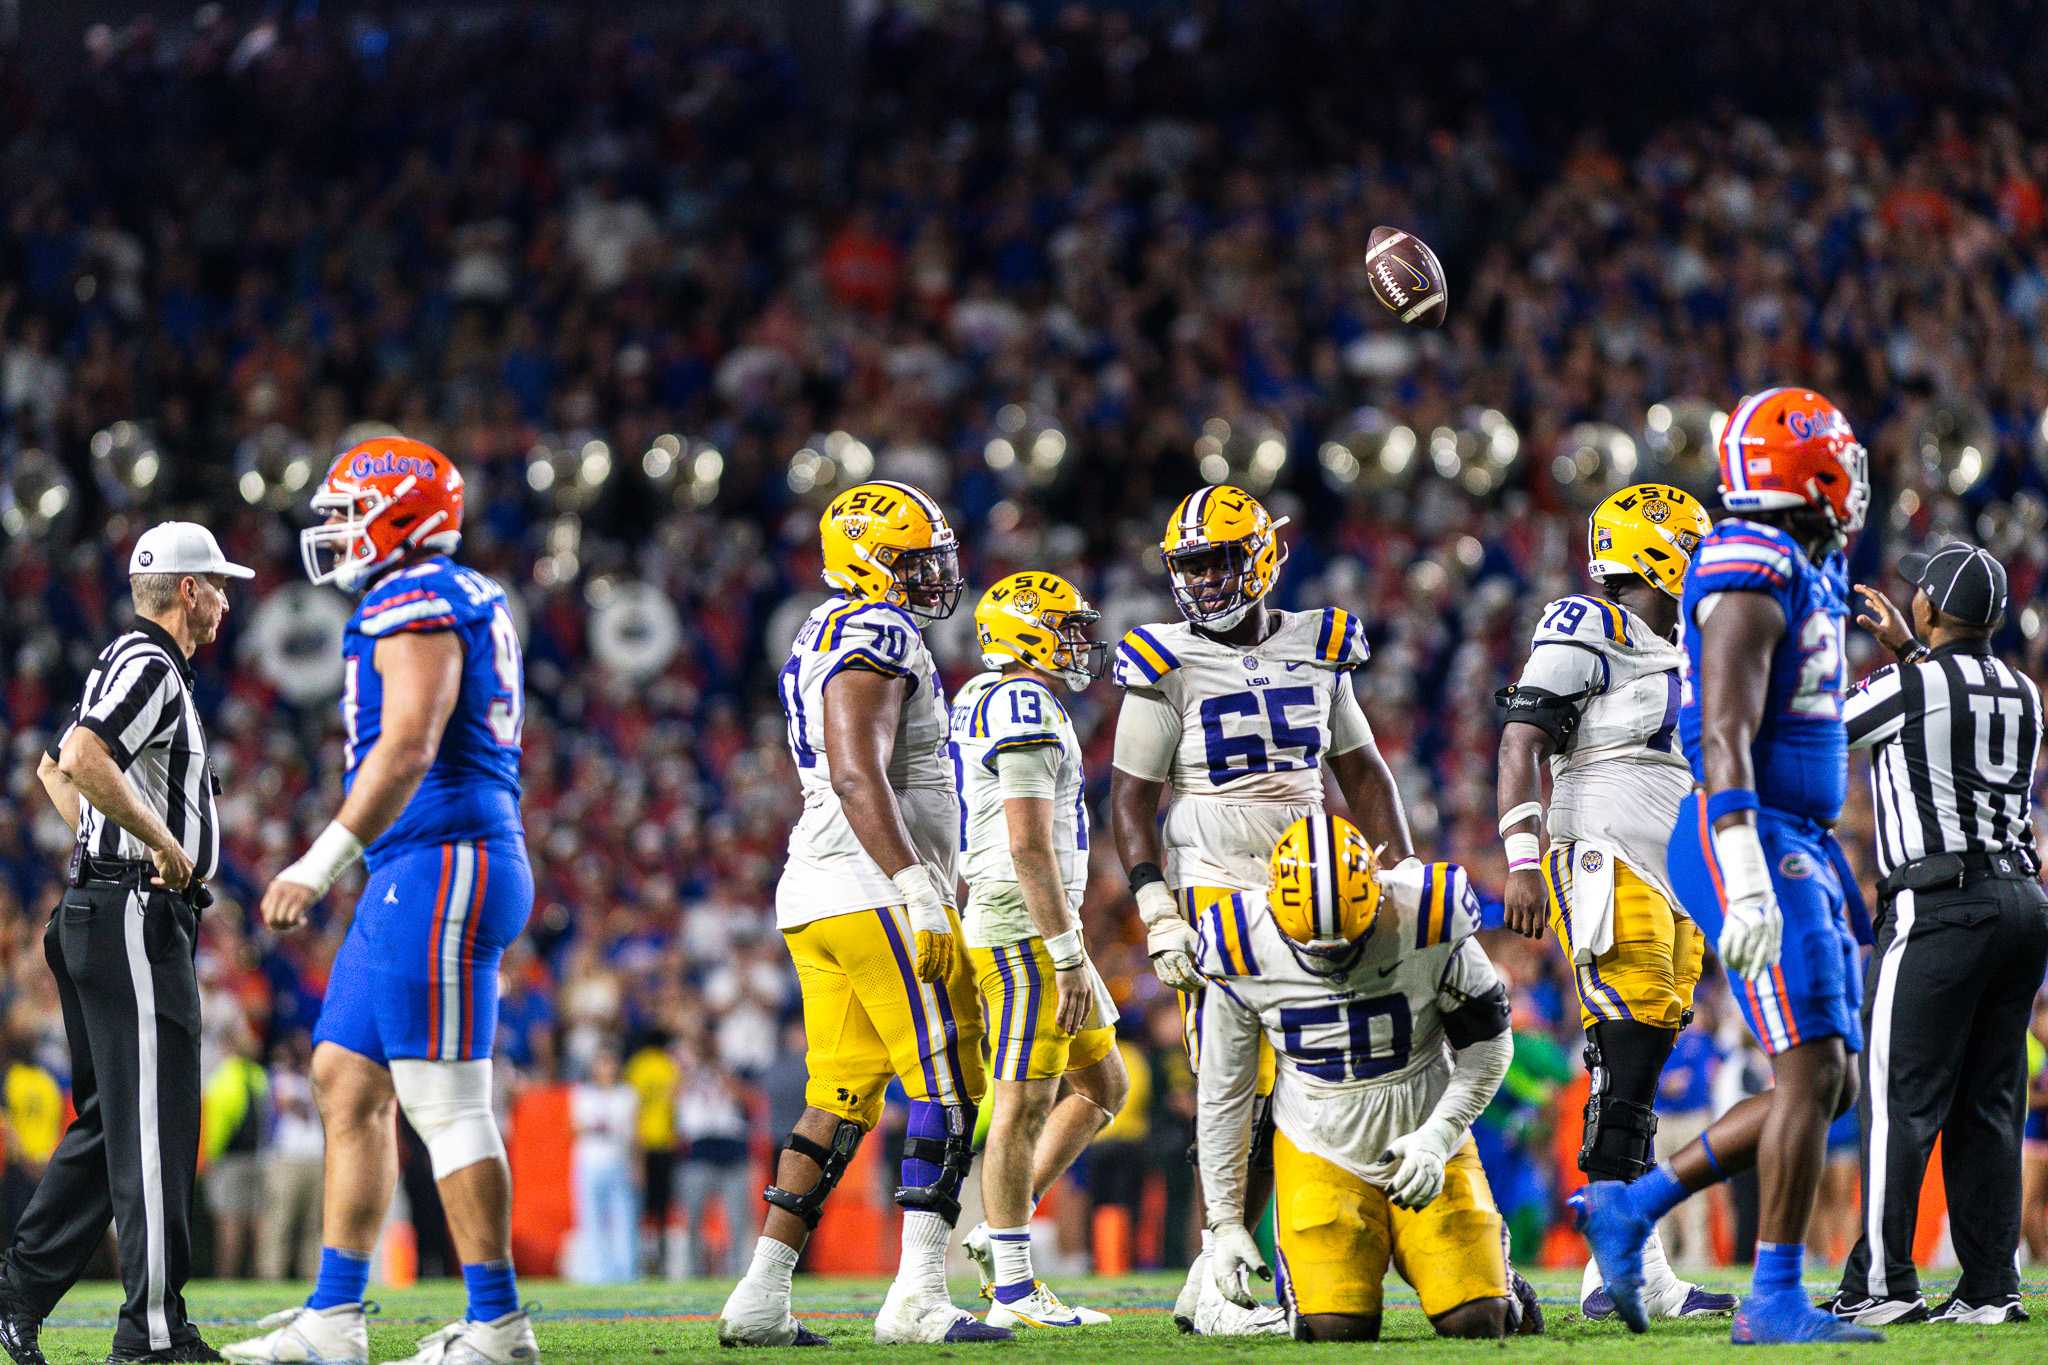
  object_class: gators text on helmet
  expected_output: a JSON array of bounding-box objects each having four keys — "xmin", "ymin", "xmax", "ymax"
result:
[
  {"xmin": 1267, "ymin": 814, "xmax": 1384, "ymax": 978},
  {"xmin": 1587, "ymin": 483, "xmax": 1713, "ymax": 600},
  {"xmin": 1160, "ymin": 484, "xmax": 1290, "ymax": 630},
  {"xmin": 975, "ymin": 571, "xmax": 1108, "ymax": 691},
  {"xmin": 301, "ymin": 436, "xmax": 465, "ymax": 592},
  {"xmin": 818, "ymin": 480, "xmax": 964, "ymax": 622},
  {"xmin": 1716, "ymin": 387, "xmax": 1868, "ymax": 548}
]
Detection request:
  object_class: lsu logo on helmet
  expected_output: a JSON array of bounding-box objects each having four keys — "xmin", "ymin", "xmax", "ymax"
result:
[
  {"xmin": 1160, "ymin": 485, "xmax": 1290, "ymax": 630},
  {"xmin": 818, "ymin": 480, "xmax": 964, "ymax": 621},
  {"xmin": 301, "ymin": 436, "xmax": 465, "ymax": 592},
  {"xmin": 975, "ymin": 571, "xmax": 1106, "ymax": 690},
  {"xmin": 1717, "ymin": 387, "xmax": 1868, "ymax": 543},
  {"xmin": 1267, "ymin": 815, "xmax": 1384, "ymax": 977},
  {"xmin": 1586, "ymin": 483, "xmax": 1712, "ymax": 600}
]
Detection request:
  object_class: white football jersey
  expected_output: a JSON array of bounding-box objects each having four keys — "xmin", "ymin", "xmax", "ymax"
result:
[
  {"xmin": 774, "ymin": 595, "xmax": 955, "ymax": 929},
  {"xmin": 1194, "ymin": 859, "xmax": 1504, "ymax": 1192},
  {"xmin": 949, "ymin": 670, "xmax": 1088, "ymax": 947},
  {"xmin": 1111, "ymin": 608, "xmax": 1369, "ymax": 891},
  {"xmin": 1512, "ymin": 593, "xmax": 1690, "ymax": 891}
]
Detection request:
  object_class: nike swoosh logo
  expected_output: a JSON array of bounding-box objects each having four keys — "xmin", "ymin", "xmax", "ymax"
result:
[
  {"xmin": 1376, "ymin": 963, "xmax": 1400, "ymax": 977},
  {"xmin": 1283, "ymin": 662, "xmax": 1304, "ymax": 672}
]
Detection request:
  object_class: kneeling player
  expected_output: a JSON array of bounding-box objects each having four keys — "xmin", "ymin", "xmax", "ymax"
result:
[
  {"xmin": 950, "ymin": 573, "xmax": 1128, "ymax": 1328},
  {"xmin": 1198, "ymin": 817, "xmax": 1542, "ymax": 1341},
  {"xmin": 719, "ymin": 482, "xmax": 1006, "ymax": 1347}
]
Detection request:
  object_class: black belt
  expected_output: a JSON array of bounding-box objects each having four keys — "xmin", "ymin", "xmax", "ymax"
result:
[
  {"xmin": 1879, "ymin": 848, "xmax": 2040, "ymax": 897},
  {"xmin": 66, "ymin": 850, "xmax": 212, "ymax": 909}
]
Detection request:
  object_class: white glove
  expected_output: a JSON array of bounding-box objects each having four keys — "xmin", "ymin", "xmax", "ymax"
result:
[
  {"xmin": 1135, "ymin": 881, "xmax": 1202, "ymax": 992},
  {"xmin": 1710, "ymin": 821, "xmax": 1783, "ymax": 983},
  {"xmin": 1209, "ymin": 1222, "xmax": 1269, "ymax": 1308},
  {"xmin": 1368, "ymin": 1126, "xmax": 1451, "ymax": 1210}
]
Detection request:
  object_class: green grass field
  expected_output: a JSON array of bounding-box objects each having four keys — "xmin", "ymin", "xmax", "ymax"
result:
[{"xmin": 27, "ymin": 1270, "xmax": 2048, "ymax": 1362}]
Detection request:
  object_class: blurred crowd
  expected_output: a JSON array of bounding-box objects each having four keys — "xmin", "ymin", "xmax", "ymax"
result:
[{"xmin": 3, "ymin": 0, "xmax": 2048, "ymax": 1276}]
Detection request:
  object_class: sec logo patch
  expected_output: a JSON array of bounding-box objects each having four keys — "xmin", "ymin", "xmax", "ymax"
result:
[
  {"xmin": 1778, "ymin": 851, "xmax": 1815, "ymax": 880},
  {"xmin": 1580, "ymin": 850, "xmax": 1604, "ymax": 873}
]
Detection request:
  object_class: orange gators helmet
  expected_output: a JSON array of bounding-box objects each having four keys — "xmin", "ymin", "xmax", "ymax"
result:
[
  {"xmin": 301, "ymin": 436, "xmax": 465, "ymax": 591},
  {"xmin": 1716, "ymin": 388, "xmax": 1868, "ymax": 545}
]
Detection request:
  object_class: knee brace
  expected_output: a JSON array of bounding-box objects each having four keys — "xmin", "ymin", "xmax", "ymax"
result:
[
  {"xmin": 764, "ymin": 1118, "xmax": 865, "ymax": 1230},
  {"xmin": 894, "ymin": 1102, "xmax": 975, "ymax": 1224},
  {"xmin": 389, "ymin": 1058, "xmax": 505, "ymax": 1181},
  {"xmin": 1578, "ymin": 1032, "xmax": 1659, "ymax": 1182}
]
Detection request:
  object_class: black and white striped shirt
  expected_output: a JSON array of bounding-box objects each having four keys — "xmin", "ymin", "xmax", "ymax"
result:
[
  {"xmin": 55, "ymin": 620, "xmax": 220, "ymax": 883},
  {"xmin": 1845, "ymin": 642, "xmax": 2044, "ymax": 877}
]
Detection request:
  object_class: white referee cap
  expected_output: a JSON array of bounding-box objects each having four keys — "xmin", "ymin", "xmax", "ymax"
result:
[{"xmin": 129, "ymin": 521, "xmax": 255, "ymax": 580}]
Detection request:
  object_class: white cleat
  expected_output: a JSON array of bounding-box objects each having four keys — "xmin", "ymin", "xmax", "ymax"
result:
[
  {"xmin": 380, "ymin": 1311, "xmax": 537, "ymax": 1364},
  {"xmin": 1172, "ymin": 1250, "xmax": 1209, "ymax": 1333},
  {"xmin": 1191, "ymin": 1269, "xmax": 1288, "ymax": 1337},
  {"xmin": 873, "ymin": 1280, "xmax": 1013, "ymax": 1344},
  {"xmin": 717, "ymin": 1283, "xmax": 827, "ymax": 1348},
  {"xmin": 221, "ymin": 1305, "xmax": 370, "ymax": 1365},
  {"xmin": 963, "ymin": 1223, "xmax": 996, "ymax": 1299},
  {"xmin": 984, "ymin": 1283, "xmax": 1110, "ymax": 1329}
]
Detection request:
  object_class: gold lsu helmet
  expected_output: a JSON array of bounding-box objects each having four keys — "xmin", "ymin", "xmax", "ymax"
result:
[
  {"xmin": 1587, "ymin": 483, "xmax": 1712, "ymax": 600},
  {"xmin": 1267, "ymin": 814, "xmax": 1384, "ymax": 977},
  {"xmin": 1160, "ymin": 485, "xmax": 1291, "ymax": 629},
  {"xmin": 819, "ymin": 480, "xmax": 965, "ymax": 620},
  {"xmin": 975, "ymin": 571, "xmax": 1109, "ymax": 690}
]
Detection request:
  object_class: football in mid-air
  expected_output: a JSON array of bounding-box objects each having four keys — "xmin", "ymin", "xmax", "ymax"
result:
[{"xmin": 1365, "ymin": 226, "xmax": 1448, "ymax": 327}]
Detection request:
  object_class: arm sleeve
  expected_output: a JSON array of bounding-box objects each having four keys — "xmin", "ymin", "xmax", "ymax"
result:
[
  {"xmin": 1112, "ymin": 686, "xmax": 1181, "ymax": 782},
  {"xmin": 1194, "ymin": 982, "xmax": 1264, "ymax": 1227},
  {"xmin": 1416, "ymin": 1030, "xmax": 1513, "ymax": 1150},
  {"xmin": 76, "ymin": 653, "xmax": 178, "ymax": 769},
  {"xmin": 1328, "ymin": 675, "xmax": 1374, "ymax": 756},
  {"xmin": 1844, "ymin": 664, "xmax": 1908, "ymax": 751},
  {"xmin": 994, "ymin": 743, "xmax": 1061, "ymax": 798}
]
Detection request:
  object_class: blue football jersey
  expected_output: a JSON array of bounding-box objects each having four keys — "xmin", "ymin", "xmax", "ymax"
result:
[
  {"xmin": 1677, "ymin": 519, "xmax": 1849, "ymax": 823},
  {"xmin": 341, "ymin": 555, "xmax": 525, "ymax": 862}
]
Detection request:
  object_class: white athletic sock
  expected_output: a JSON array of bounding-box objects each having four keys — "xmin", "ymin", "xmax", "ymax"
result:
[
  {"xmin": 988, "ymin": 1225, "xmax": 1034, "ymax": 1292},
  {"xmin": 742, "ymin": 1237, "xmax": 799, "ymax": 1300},
  {"xmin": 1199, "ymin": 1228, "xmax": 1215, "ymax": 1257},
  {"xmin": 1641, "ymin": 1228, "xmax": 1681, "ymax": 1295},
  {"xmin": 900, "ymin": 1211, "xmax": 952, "ymax": 1297}
]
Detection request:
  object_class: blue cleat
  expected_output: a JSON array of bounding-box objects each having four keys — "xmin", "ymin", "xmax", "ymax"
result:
[
  {"xmin": 1569, "ymin": 1181, "xmax": 1651, "ymax": 1333},
  {"xmin": 1732, "ymin": 1291, "xmax": 1884, "ymax": 1345}
]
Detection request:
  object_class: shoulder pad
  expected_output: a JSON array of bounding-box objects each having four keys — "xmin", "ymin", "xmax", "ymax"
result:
[
  {"xmin": 1690, "ymin": 522, "xmax": 1799, "ymax": 595},
  {"xmin": 1533, "ymin": 594, "xmax": 1633, "ymax": 649},
  {"xmin": 812, "ymin": 599, "xmax": 922, "ymax": 680},
  {"xmin": 969, "ymin": 676, "xmax": 1069, "ymax": 751},
  {"xmin": 1312, "ymin": 607, "xmax": 1371, "ymax": 667},
  {"xmin": 1194, "ymin": 889, "xmax": 1267, "ymax": 980},
  {"xmin": 356, "ymin": 567, "xmax": 463, "ymax": 638},
  {"xmin": 1407, "ymin": 861, "xmax": 1479, "ymax": 950},
  {"xmin": 1113, "ymin": 624, "xmax": 1182, "ymax": 688}
]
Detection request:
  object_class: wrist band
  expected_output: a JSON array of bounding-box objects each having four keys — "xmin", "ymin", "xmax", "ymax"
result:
[
  {"xmin": 1044, "ymin": 929, "xmax": 1085, "ymax": 969},
  {"xmin": 1503, "ymin": 832, "xmax": 1540, "ymax": 870},
  {"xmin": 280, "ymin": 820, "xmax": 365, "ymax": 896},
  {"xmin": 1902, "ymin": 641, "xmax": 1931, "ymax": 664},
  {"xmin": 1128, "ymin": 861, "xmax": 1166, "ymax": 894},
  {"xmin": 1497, "ymin": 801, "xmax": 1544, "ymax": 837},
  {"xmin": 1705, "ymin": 788, "xmax": 1759, "ymax": 823}
]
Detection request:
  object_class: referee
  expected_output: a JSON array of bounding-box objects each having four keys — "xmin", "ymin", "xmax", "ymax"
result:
[
  {"xmin": 1825, "ymin": 542, "xmax": 2048, "ymax": 1328},
  {"xmin": 1, "ymin": 523, "xmax": 249, "ymax": 1365}
]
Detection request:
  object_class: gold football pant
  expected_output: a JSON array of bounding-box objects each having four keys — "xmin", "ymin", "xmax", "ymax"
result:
[{"xmin": 1544, "ymin": 848, "xmax": 1703, "ymax": 1032}]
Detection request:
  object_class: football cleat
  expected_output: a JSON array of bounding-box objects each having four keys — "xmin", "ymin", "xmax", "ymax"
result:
[
  {"xmin": 716, "ymin": 1282, "xmax": 822, "ymax": 1349},
  {"xmin": 1508, "ymin": 1268, "xmax": 1545, "ymax": 1335},
  {"xmin": 873, "ymin": 1282, "xmax": 1011, "ymax": 1344},
  {"xmin": 221, "ymin": 1304, "xmax": 369, "ymax": 1365},
  {"xmin": 1190, "ymin": 1265, "xmax": 1288, "ymax": 1336},
  {"xmin": 983, "ymin": 1283, "xmax": 1109, "ymax": 1330},
  {"xmin": 1732, "ymin": 1291, "xmax": 1883, "ymax": 1344},
  {"xmin": 1570, "ymin": 1181, "xmax": 1651, "ymax": 1333},
  {"xmin": 379, "ymin": 1311, "xmax": 536, "ymax": 1365},
  {"xmin": 1172, "ymin": 1251, "xmax": 1208, "ymax": 1333}
]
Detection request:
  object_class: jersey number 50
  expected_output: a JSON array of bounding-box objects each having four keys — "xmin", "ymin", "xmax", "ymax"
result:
[{"xmin": 1278, "ymin": 995, "xmax": 1412, "ymax": 1082}]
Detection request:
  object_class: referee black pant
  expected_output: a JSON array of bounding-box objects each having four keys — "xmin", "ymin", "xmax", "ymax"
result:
[
  {"xmin": 1839, "ymin": 873, "xmax": 2048, "ymax": 1304},
  {"xmin": 2, "ymin": 882, "xmax": 204, "ymax": 1355}
]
